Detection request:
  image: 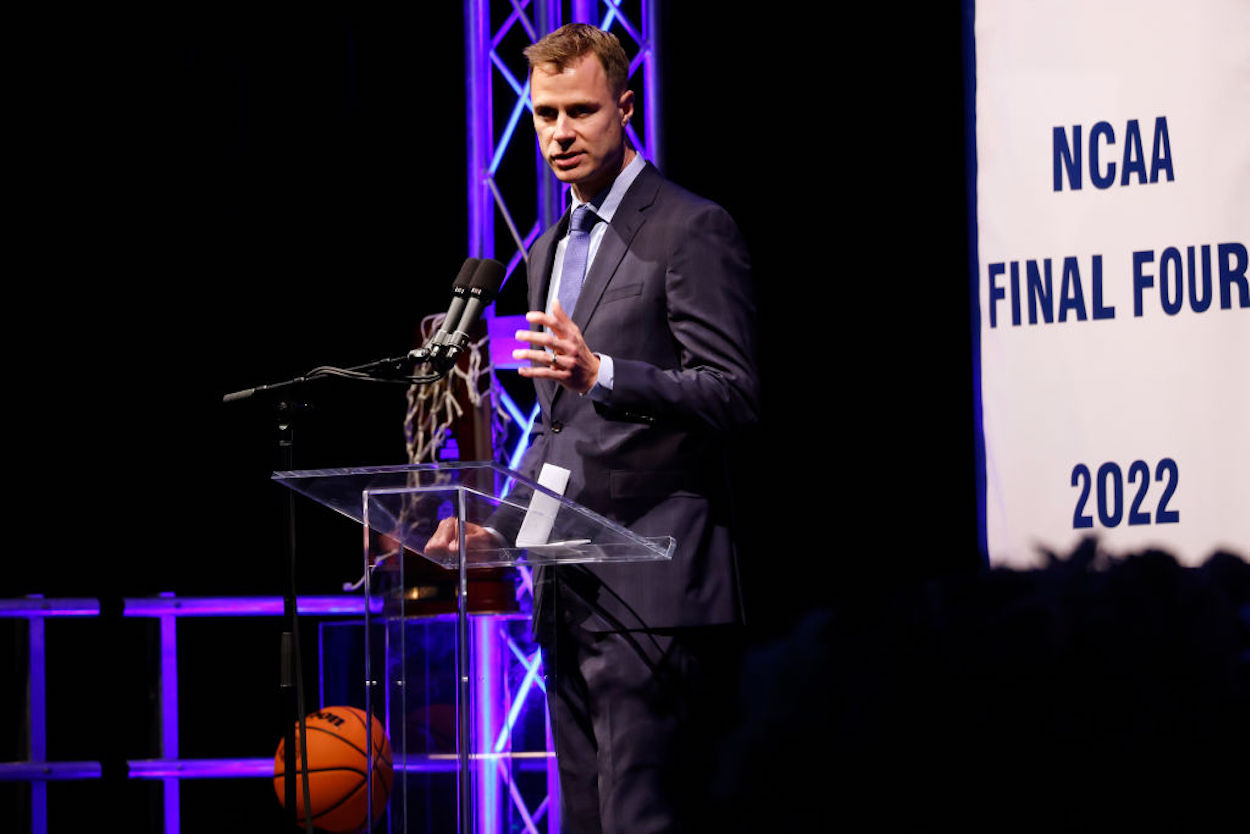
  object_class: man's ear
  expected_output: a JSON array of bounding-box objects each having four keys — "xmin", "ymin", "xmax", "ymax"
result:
[{"xmin": 618, "ymin": 89, "xmax": 635, "ymax": 125}]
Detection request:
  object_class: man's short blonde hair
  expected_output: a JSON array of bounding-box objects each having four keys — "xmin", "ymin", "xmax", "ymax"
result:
[{"xmin": 523, "ymin": 23, "xmax": 630, "ymax": 97}]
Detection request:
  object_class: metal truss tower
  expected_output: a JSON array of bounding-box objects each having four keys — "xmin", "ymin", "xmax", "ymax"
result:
[
  {"xmin": 458, "ymin": 3, "xmax": 664, "ymax": 833},
  {"xmin": 464, "ymin": 1, "xmax": 664, "ymax": 478}
]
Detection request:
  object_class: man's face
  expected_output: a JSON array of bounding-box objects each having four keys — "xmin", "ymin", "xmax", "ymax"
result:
[{"xmin": 531, "ymin": 53, "xmax": 634, "ymax": 202}]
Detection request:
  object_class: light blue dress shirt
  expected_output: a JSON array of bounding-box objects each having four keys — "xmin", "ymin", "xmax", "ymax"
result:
[{"xmin": 546, "ymin": 152, "xmax": 647, "ymax": 398}]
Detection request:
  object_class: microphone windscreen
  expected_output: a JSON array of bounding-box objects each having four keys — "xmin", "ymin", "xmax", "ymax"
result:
[
  {"xmin": 469, "ymin": 258, "xmax": 506, "ymax": 301},
  {"xmin": 453, "ymin": 257, "xmax": 481, "ymax": 290}
]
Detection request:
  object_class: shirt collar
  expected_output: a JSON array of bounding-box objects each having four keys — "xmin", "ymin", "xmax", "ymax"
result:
[{"xmin": 569, "ymin": 152, "xmax": 646, "ymax": 224}]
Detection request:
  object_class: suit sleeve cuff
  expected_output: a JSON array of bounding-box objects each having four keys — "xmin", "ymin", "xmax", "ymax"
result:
[{"xmin": 585, "ymin": 353, "xmax": 614, "ymax": 401}]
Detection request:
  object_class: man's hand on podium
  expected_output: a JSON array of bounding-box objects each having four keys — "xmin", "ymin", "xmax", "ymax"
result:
[{"xmin": 423, "ymin": 518, "xmax": 502, "ymax": 561}]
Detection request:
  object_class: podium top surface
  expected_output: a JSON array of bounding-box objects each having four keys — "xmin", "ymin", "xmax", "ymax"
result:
[{"xmin": 273, "ymin": 462, "xmax": 674, "ymax": 569}]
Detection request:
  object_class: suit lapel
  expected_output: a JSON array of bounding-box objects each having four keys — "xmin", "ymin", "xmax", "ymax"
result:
[
  {"xmin": 570, "ymin": 164, "xmax": 661, "ymax": 335},
  {"xmin": 530, "ymin": 163, "xmax": 663, "ymax": 413}
]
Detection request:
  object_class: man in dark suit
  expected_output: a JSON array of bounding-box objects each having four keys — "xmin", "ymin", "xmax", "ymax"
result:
[{"xmin": 430, "ymin": 23, "xmax": 757, "ymax": 833}]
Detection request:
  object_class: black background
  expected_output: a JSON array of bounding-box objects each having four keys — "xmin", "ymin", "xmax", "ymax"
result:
[{"xmin": 6, "ymin": 4, "xmax": 988, "ymax": 830}]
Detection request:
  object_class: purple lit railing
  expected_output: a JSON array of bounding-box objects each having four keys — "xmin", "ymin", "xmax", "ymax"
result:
[
  {"xmin": 1, "ymin": 597, "xmax": 101, "ymax": 834},
  {"xmin": 1, "ymin": 594, "xmax": 377, "ymax": 834},
  {"xmin": 4, "ymin": 594, "xmax": 556, "ymax": 834},
  {"xmin": 119, "ymin": 593, "xmax": 382, "ymax": 834}
]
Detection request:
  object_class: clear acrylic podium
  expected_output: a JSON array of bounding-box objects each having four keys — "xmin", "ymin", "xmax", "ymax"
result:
[{"xmin": 274, "ymin": 462, "xmax": 674, "ymax": 833}]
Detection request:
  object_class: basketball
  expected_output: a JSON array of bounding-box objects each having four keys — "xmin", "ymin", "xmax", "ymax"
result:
[{"xmin": 273, "ymin": 706, "xmax": 393, "ymax": 833}]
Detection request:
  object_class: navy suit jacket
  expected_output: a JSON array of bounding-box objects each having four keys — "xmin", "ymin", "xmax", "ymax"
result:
[{"xmin": 520, "ymin": 162, "xmax": 759, "ymax": 631}]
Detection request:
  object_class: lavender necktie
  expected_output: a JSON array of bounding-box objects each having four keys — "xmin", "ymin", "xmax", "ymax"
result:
[{"xmin": 557, "ymin": 205, "xmax": 599, "ymax": 316}]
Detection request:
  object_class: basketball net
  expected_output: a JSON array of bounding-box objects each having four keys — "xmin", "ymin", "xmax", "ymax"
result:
[{"xmin": 404, "ymin": 312, "xmax": 511, "ymax": 465}]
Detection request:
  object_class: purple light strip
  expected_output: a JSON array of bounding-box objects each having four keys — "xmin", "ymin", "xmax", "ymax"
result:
[
  {"xmin": 496, "ymin": 759, "xmax": 542, "ymax": 834},
  {"xmin": 128, "ymin": 759, "xmax": 275, "ymax": 779},
  {"xmin": 496, "ymin": 386, "xmax": 530, "ymax": 427},
  {"xmin": 473, "ymin": 616, "xmax": 501, "ymax": 834},
  {"xmin": 644, "ymin": 0, "xmax": 661, "ymax": 169},
  {"xmin": 506, "ymin": 640, "xmax": 544, "ymax": 694},
  {"xmin": 572, "ymin": 0, "xmax": 594, "ymax": 25},
  {"xmin": 494, "ymin": 647, "xmax": 542, "ymax": 752},
  {"xmin": 493, "ymin": 0, "xmax": 537, "ymax": 47},
  {"xmin": 123, "ymin": 755, "xmax": 552, "ymax": 779},
  {"xmin": 318, "ymin": 618, "xmax": 328, "ymax": 711},
  {"xmin": 121, "ymin": 596, "xmax": 378, "ymax": 617},
  {"xmin": 599, "ymin": 0, "xmax": 642, "ymax": 46},
  {"xmin": 532, "ymin": 796, "xmax": 550, "ymax": 823},
  {"xmin": 159, "ymin": 593, "xmax": 180, "ymax": 834},
  {"xmin": 489, "ymin": 50, "xmax": 528, "ymax": 98},
  {"xmin": 505, "ymin": 402, "xmax": 542, "ymax": 482},
  {"xmin": 625, "ymin": 123, "xmax": 648, "ymax": 162},
  {"xmin": 489, "ymin": 84, "xmax": 532, "ymax": 175},
  {"xmin": 516, "ymin": 565, "xmax": 535, "ymax": 601},
  {"xmin": 627, "ymin": 50, "xmax": 645, "ymax": 79},
  {"xmin": 0, "ymin": 762, "xmax": 102, "ymax": 781},
  {"xmin": 29, "ymin": 607, "xmax": 47, "ymax": 834},
  {"xmin": 394, "ymin": 755, "xmax": 461, "ymax": 774},
  {"xmin": 457, "ymin": 492, "xmax": 471, "ymax": 830},
  {"xmin": 0, "ymin": 598, "xmax": 100, "ymax": 617}
]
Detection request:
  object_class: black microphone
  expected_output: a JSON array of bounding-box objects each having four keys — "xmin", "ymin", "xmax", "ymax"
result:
[
  {"xmin": 435, "ymin": 258, "xmax": 506, "ymax": 368},
  {"xmin": 411, "ymin": 258, "xmax": 480, "ymax": 363}
]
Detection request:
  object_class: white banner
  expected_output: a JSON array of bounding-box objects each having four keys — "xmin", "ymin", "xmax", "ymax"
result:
[{"xmin": 974, "ymin": 0, "xmax": 1250, "ymax": 567}]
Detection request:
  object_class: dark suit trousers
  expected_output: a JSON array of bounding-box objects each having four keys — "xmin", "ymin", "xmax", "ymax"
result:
[{"xmin": 541, "ymin": 595, "xmax": 741, "ymax": 834}]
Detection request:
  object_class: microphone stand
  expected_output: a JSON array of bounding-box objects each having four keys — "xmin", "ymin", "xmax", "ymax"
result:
[
  {"xmin": 223, "ymin": 351, "xmax": 452, "ymax": 833},
  {"xmin": 275, "ymin": 397, "xmax": 315, "ymax": 834},
  {"xmin": 222, "ymin": 352, "xmax": 452, "ymax": 405}
]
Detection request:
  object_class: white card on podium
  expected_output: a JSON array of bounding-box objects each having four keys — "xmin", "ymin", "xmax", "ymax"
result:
[{"xmin": 515, "ymin": 463, "xmax": 570, "ymax": 548}]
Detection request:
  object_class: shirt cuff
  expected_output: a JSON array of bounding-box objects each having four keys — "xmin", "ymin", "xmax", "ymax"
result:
[{"xmin": 585, "ymin": 353, "xmax": 614, "ymax": 400}]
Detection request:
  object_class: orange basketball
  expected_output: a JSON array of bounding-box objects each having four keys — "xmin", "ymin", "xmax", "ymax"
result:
[{"xmin": 274, "ymin": 706, "xmax": 393, "ymax": 833}]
